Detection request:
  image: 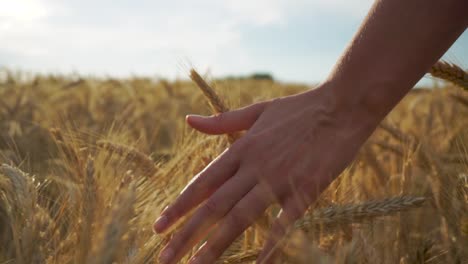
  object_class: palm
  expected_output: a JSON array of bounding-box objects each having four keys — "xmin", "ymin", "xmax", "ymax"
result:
[{"xmin": 153, "ymin": 85, "xmax": 378, "ymax": 264}]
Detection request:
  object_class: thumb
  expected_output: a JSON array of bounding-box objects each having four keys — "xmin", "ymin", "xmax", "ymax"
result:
[{"xmin": 186, "ymin": 101, "xmax": 269, "ymax": 135}]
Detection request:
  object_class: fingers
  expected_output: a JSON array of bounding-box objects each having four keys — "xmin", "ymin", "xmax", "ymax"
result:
[
  {"xmin": 257, "ymin": 196, "xmax": 309, "ymax": 264},
  {"xmin": 186, "ymin": 101, "xmax": 269, "ymax": 134},
  {"xmin": 188, "ymin": 185, "xmax": 271, "ymax": 264},
  {"xmin": 153, "ymin": 148, "xmax": 239, "ymax": 234},
  {"xmin": 158, "ymin": 169, "xmax": 256, "ymax": 264}
]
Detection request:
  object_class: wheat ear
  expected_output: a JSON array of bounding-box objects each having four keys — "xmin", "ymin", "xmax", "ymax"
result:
[
  {"xmin": 218, "ymin": 249, "xmax": 260, "ymax": 264},
  {"xmin": 0, "ymin": 164, "xmax": 32, "ymax": 206},
  {"xmin": 257, "ymin": 196, "xmax": 425, "ymax": 262},
  {"xmin": 0, "ymin": 164, "xmax": 40, "ymax": 263},
  {"xmin": 189, "ymin": 69, "xmax": 239, "ymax": 144},
  {"xmin": 77, "ymin": 157, "xmax": 97, "ymax": 264},
  {"xmin": 49, "ymin": 128, "xmax": 83, "ymax": 170},
  {"xmin": 97, "ymin": 140, "xmax": 157, "ymax": 176},
  {"xmin": 297, "ymin": 196, "xmax": 426, "ymax": 229},
  {"xmin": 89, "ymin": 183, "xmax": 136, "ymax": 264},
  {"xmin": 430, "ymin": 61, "xmax": 468, "ymax": 90}
]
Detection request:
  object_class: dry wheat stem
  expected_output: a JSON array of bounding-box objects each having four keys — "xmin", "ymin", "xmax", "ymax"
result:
[
  {"xmin": 49, "ymin": 128, "xmax": 81, "ymax": 164},
  {"xmin": 0, "ymin": 164, "xmax": 31, "ymax": 204},
  {"xmin": 297, "ymin": 196, "xmax": 426, "ymax": 229},
  {"xmin": 378, "ymin": 122, "xmax": 413, "ymax": 144},
  {"xmin": 1, "ymin": 69, "xmax": 466, "ymax": 264},
  {"xmin": 77, "ymin": 157, "xmax": 97, "ymax": 263},
  {"xmin": 89, "ymin": 182, "xmax": 136, "ymax": 264},
  {"xmin": 0, "ymin": 164, "xmax": 39, "ymax": 262},
  {"xmin": 189, "ymin": 69, "xmax": 239, "ymax": 144},
  {"xmin": 260, "ymin": 196, "xmax": 426, "ymax": 263},
  {"xmin": 97, "ymin": 140, "xmax": 157, "ymax": 176},
  {"xmin": 430, "ymin": 61, "xmax": 468, "ymax": 90},
  {"xmin": 218, "ymin": 249, "xmax": 260, "ymax": 264},
  {"xmin": 189, "ymin": 69, "xmax": 229, "ymax": 113}
]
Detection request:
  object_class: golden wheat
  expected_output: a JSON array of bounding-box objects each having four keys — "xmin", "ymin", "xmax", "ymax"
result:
[
  {"xmin": 297, "ymin": 196, "xmax": 426, "ymax": 229},
  {"xmin": 190, "ymin": 69, "xmax": 240, "ymax": 144},
  {"xmin": 218, "ymin": 249, "xmax": 260, "ymax": 264},
  {"xmin": 89, "ymin": 182, "xmax": 136, "ymax": 264},
  {"xmin": 0, "ymin": 70, "xmax": 467, "ymax": 263},
  {"xmin": 97, "ymin": 140, "xmax": 157, "ymax": 176},
  {"xmin": 430, "ymin": 61, "xmax": 468, "ymax": 90}
]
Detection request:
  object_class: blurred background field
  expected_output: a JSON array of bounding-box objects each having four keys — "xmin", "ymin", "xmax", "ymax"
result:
[
  {"xmin": 0, "ymin": 69, "xmax": 467, "ymax": 263},
  {"xmin": 2, "ymin": 1, "xmax": 468, "ymax": 263}
]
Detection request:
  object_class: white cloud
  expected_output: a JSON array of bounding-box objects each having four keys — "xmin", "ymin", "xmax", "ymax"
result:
[
  {"xmin": 0, "ymin": 0, "xmax": 49, "ymax": 22},
  {"xmin": 223, "ymin": 0, "xmax": 287, "ymax": 26},
  {"xmin": 0, "ymin": 0, "xmax": 375, "ymax": 80},
  {"xmin": 312, "ymin": 0, "xmax": 374, "ymax": 17}
]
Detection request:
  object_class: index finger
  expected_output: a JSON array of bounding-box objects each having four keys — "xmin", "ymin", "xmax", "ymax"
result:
[{"xmin": 153, "ymin": 147, "xmax": 240, "ymax": 233}]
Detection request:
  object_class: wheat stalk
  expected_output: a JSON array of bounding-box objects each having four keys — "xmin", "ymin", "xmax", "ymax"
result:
[
  {"xmin": 297, "ymin": 196, "xmax": 426, "ymax": 229},
  {"xmin": 0, "ymin": 164, "xmax": 32, "ymax": 206},
  {"xmin": 160, "ymin": 79, "xmax": 175, "ymax": 97},
  {"xmin": 89, "ymin": 182, "xmax": 136, "ymax": 264},
  {"xmin": 190, "ymin": 69, "xmax": 229, "ymax": 113},
  {"xmin": 378, "ymin": 122, "xmax": 413, "ymax": 143},
  {"xmin": 49, "ymin": 128, "xmax": 82, "ymax": 166},
  {"xmin": 430, "ymin": 61, "xmax": 468, "ymax": 90},
  {"xmin": 257, "ymin": 196, "xmax": 426, "ymax": 262},
  {"xmin": 130, "ymin": 236, "xmax": 170, "ymax": 264},
  {"xmin": 77, "ymin": 157, "xmax": 97, "ymax": 263},
  {"xmin": 218, "ymin": 249, "xmax": 260, "ymax": 264},
  {"xmin": 97, "ymin": 140, "xmax": 157, "ymax": 176},
  {"xmin": 0, "ymin": 164, "xmax": 41, "ymax": 263},
  {"xmin": 189, "ymin": 69, "xmax": 240, "ymax": 144},
  {"xmin": 371, "ymin": 140, "xmax": 405, "ymax": 157}
]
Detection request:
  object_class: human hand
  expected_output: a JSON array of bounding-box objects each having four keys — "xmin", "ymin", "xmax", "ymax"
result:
[{"xmin": 153, "ymin": 83, "xmax": 380, "ymax": 264}]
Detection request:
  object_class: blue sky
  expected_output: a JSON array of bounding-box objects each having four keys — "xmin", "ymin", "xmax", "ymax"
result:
[{"xmin": 1, "ymin": 0, "xmax": 466, "ymax": 85}]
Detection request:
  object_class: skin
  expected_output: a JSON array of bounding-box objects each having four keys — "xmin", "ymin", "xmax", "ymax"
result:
[{"xmin": 153, "ymin": 0, "xmax": 467, "ymax": 263}]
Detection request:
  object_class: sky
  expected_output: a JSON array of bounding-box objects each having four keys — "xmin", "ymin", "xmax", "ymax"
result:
[{"xmin": 0, "ymin": 0, "xmax": 467, "ymax": 85}]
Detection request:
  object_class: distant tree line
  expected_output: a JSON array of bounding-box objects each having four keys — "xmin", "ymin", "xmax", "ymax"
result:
[{"xmin": 222, "ymin": 72, "xmax": 274, "ymax": 81}]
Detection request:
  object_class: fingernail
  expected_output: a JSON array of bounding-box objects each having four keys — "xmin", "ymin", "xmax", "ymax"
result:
[
  {"xmin": 153, "ymin": 215, "xmax": 168, "ymax": 233},
  {"xmin": 159, "ymin": 248, "xmax": 174, "ymax": 264}
]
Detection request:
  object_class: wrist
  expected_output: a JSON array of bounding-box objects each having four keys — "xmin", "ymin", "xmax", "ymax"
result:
[
  {"xmin": 300, "ymin": 80, "xmax": 386, "ymax": 136},
  {"xmin": 318, "ymin": 74, "xmax": 409, "ymax": 125}
]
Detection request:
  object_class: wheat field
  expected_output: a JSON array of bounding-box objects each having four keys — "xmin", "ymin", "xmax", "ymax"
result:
[{"xmin": 0, "ymin": 65, "xmax": 467, "ymax": 263}]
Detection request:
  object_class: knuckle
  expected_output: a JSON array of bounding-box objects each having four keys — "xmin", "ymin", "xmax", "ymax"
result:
[
  {"xmin": 214, "ymin": 112, "xmax": 232, "ymax": 132},
  {"xmin": 163, "ymin": 204, "xmax": 176, "ymax": 219},
  {"xmin": 266, "ymin": 97, "xmax": 281, "ymax": 108},
  {"xmin": 189, "ymin": 174, "xmax": 209, "ymax": 195},
  {"xmin": 230, "ymin": 138, "xmax": 246, "ymax": 152},
  {"xmin": 167, "ymin": 198, "xmax": 190, "ymax": 219},
  {"xmin": 226, "ymin": 210, "xmax": 247, "ymax": 229},
  {"xmin": 165, "ymin": 236, "xmax": 178, "ymax": 249},
  {"xmin": 213, "ymin": 113, "xmax": 226, "ymax": 124},
  {"xmin": 198, "ymin": 247, "xmax": 217, "ymax": 263},
  {"xmin": 213, "ymin": 112, "xmax": 225, "ymax": 120},
  {"xmin": 166, "ymin": 230, "xmax": 184, "ymax": 249},
  {"xmin": 203, "ymin": 198, "xmax": 221, "ymax": 216},
  {"xmin": 231, "ymin": 136, "xmax": 251, "ymax": 153},
  {"xmin": 226, "ymin": 141, "xmax": 248, "ymax": 162}
]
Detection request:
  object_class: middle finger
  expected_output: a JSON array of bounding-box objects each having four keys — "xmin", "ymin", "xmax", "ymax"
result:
[{"xmin": 159, "ymin": 168, "xmax": 256, "ymax": 264}]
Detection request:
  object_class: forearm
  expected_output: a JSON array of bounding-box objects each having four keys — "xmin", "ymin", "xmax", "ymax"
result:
[{"xmin": 324, "ymin": 0, "xmax": 467, "ymax": 120}]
